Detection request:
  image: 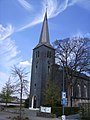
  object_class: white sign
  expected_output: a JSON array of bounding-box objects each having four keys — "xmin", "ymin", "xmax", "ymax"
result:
[
  {"xmin": 40, "ymin": 106, "xmax": 51, "ymax": 113},
  {"xmin": 61, "ymin": 115, "xmax": 66, "ymax": 120},
  {"xmin": 62, "ymin": 92, "xmax": 66, "ymax": 99}
]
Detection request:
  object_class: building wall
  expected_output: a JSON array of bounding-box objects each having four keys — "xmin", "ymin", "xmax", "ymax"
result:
[
  {"xmin": 49, "ymin": 65, "xmax": 90, "ymax": 107},
  {"xmin": 30, "ymin": 45, "xmax": 55, "ymax": 108},
  {"xmin": 72, "ymin": 75, "xmax": 90, "ymax": 106}
]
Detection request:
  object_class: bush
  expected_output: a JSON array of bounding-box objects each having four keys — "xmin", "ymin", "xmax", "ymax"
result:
[
  {"xmin": 79, "ymin": 103, "xmax": 90, "ymax": 119},
  {"xmin": 52, "ymin": 106, "xmax": 80, "ymax": 117},
  {"xmin": 81, "ymin": 117, "xmax": 90, "ymax": 120}
]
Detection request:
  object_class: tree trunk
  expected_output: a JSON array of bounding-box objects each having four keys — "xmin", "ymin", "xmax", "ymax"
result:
[{"xmin": 20, "ymin": 80, "xmax": 22, "ymax": 120}]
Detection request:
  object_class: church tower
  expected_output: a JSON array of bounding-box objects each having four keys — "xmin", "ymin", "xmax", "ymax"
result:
[{"xmin": 30, "ymin": 11, "xmax": 55, "ymax": 108}]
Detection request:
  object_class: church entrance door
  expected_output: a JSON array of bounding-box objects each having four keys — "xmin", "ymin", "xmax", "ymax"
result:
[
  {"xmin": 31, "ymin": 96, "xmax": 37, "ymax": 108},
  {"xmin": 33, "ymin": 96, "xmax": 37, "ymax": 108}
]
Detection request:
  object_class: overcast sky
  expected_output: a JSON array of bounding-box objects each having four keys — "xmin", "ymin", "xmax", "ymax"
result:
[{"xmin": 0, "ymin": 0, "xmax": 90, "ymax": 92}]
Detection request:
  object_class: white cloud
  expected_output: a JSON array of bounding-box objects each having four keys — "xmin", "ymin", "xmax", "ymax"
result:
[
  {"xmin": 19, "ymin": 59, "xmax": 32, "ymax": 78},
  {"xmin": 19, "ymin": 60, "xmax": 32, "ymax": 96},
  {"xmin": 18, "ymin": 0, "xmax": 90, "ymax": 31},
  {"xmin": 19, "ymin": 59, "xmax": 32, "ymax": 71},
  {"xmin": 0, "ymin": 36, "xmax": 22, "ymax": 91},
  {"xmin": 0, "ymin": 24, "xmax": 21, "ymax": 70},
  {"xmin": 77, "ymin": 0, "xmax": 90, "ymax": 11},
  {"xmin": 17, "ymin": 0, "xmax": 61, "ymax": 31},
  {"xmin": 18, "ymin": 17, "xmax": 43, "ymax": 31},
  {"xmin": 0, "ymin": 71, "xmax": 9, "ymax": 91},
  {"xmin": 19, "ymin": 60, "xmax": 30, "ymax": 67},
  {"xmin": 17, "ymin": 0, "xmax": 33, "ymax": 11},
  {"xmin": 1, "ymin": 0, "xmax": 89, "ymax": 33},
  {"xmin": 84, "ymin": 33, "xmax": 90, "ymax": 38},
  {"xmin": 0, "ymin": 37, "xmax": 21, "ymax": 68},
  {"xmin": 0, "ymin": 24, "xmax": 14, "ymax": 41},
  {"xmin": 71, "ymin": 31, "xmax": 90, "ymax": 38},
  {"xmin": 67, "ymin": 0, "xmax": 79, "ymax": 6},
  {"xmin": 0, "ymin": 72, "xmax": 9, "ymax": 84},
  {"xmin": 0, "ymin": 23, "xmax": 21, "ymax": 91}
]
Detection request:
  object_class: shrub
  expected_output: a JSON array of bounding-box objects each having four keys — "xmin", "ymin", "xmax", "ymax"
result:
[{"xmin": 52, "ymin": 106, "xmax": 80, "ymax": 117}]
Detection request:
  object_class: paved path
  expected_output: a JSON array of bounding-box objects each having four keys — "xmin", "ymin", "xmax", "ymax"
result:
[
  {"xmin": 0, "ymin": 108, "xmax": 80, "ymax": 120},
  {"xmin": 29, "ymin": 116, "xmax": 60, "ymax": 120},
  {"xmin": 0, "ymin": 109, "xmax": 60, "ymax": 120}
]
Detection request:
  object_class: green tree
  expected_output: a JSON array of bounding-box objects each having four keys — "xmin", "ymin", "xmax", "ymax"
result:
[
  {"xmin": 44, "ymin": 80, "xmax": 60, "ymax": 107},
  {"xmin": 11, "ymin": 65, "xmax": 29, "ymax": 120},
  {"xmin": 0, "ymin": 77, "xmax": 15, "ymax": 106}
]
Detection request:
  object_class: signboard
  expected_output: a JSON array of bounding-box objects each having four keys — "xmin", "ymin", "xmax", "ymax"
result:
[
  {"xmin": 61, "ymin": 115, "xmax": 66, "ymax": 120},
  {"xmin": 40, "ymin": 106, "xmax": 51, "ymax": 113},
  {"xmin": 61, "ymin": 98, "xmax": 67, "ymax": 106},
  {"xmin": 62, "ymin": 92, "xmax": 66, "ymax": 99}
]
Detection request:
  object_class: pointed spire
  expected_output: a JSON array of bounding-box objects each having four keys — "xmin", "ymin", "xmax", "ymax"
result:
[{"xmin": 38, "ymin": 10, "xmax": 50, "ymax": 46}]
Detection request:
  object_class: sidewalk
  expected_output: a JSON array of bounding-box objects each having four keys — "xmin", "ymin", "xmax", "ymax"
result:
[{"xmin": 29, "ymin": 116, "xmax": 60, "ymax": 120}]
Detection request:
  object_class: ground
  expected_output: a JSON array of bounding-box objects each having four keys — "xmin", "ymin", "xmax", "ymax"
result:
[
  {"xmin": 0, "ymin": 108, "xmax": 79, "ymax": 120},
  {"xmin": 0, "ymin": 108, "xmax": 60, "ymax": 120}
]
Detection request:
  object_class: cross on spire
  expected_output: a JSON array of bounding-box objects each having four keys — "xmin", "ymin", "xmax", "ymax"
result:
[
  {"xmin": 46, "ymin": 0, "xmax": 48, "ymax": 12},
  {"xmin": 35, "ymin": 1, "xmax": 53, "ymax": 48}
]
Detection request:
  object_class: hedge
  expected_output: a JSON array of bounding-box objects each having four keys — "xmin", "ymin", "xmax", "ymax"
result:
[{"xmin": 51, "ymin": 106, "xmax": 80, "ymax": 117}]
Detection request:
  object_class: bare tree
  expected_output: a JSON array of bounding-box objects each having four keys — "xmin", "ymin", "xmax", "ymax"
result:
[
  {"xmin": 53, "ymin": 37, "xmax": 90, "ymax": 106},
  {"xmin": 11, "ymin": 65, "xmax": 29, "ymax": 120},
  {"xmin": 54, "ymin": 37, "xmax": 90, "ymax": 73}
]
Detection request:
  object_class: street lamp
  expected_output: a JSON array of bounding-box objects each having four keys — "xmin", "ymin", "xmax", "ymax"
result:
[
  {"xmin": 61, "ymin": 63, "xmax": 67, "ymax": 120},
  {"xmin": 62, "ymin": 64, "xmax": 65, "ymax": 114}
]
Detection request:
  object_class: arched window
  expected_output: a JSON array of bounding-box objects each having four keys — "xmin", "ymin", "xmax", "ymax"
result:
[
  {"xmin": 47, "ymin": 51, "xmax": 51, "ymax": 58},
  {"xmin": 36, "ymin": 52, "xmax": 37, "ymax": 58},
  {"xmin": 47, "ymin": 51, "xmax": 49, "ymax": 58},
  {"xmin": 77, "ymin": 84, "xmax": 81, "ymax": 97},
  {"xmin": 48, "ymin": 66, "xmax": 50, "ymax": 73},
  {"xmin": 84, "ymin": 85, "xmax": 87, "ymax": 98},
  {"xmin": 38, "ymin": 51, "xmax": 39, "ymax": 57},
  {"xmin": 48, "ymin": 61, "xmax": 50, "ymax": 73},
  {"xmin": 36, "ymin": 51, "xmax": 39, "ymax": 58},
  {"xmin": 49, "ymin": 52, "xmax": 51, "ymax": 58},
  {"xmin": 35, "ymin": 61, "xmax": 38, "ymax": 73}
]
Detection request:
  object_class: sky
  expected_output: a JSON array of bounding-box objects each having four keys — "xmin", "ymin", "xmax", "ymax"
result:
[{"xmin": 0, "ymin": 0, "xmax": 90, "ymax": 93}]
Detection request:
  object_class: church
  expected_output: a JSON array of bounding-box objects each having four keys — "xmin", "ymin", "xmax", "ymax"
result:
[{"xmin": 29, "ymin": 11, "xmax": 90, "ymax": 108}]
